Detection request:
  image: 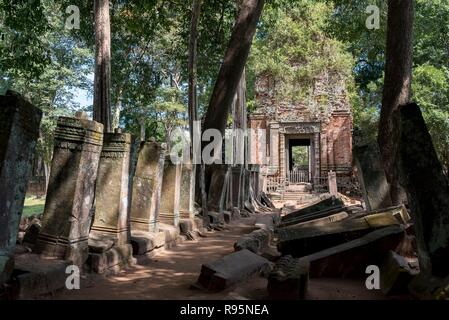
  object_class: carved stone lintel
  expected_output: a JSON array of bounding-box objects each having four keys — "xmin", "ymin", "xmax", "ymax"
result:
[{"xmin": 279, "ymin": 122, "xmax": 321, "ymax": 134}]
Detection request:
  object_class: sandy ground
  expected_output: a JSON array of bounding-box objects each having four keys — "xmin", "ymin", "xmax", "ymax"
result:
[{"xmin": 51, "ymin": 216, "xmax": 389, "ymax": 300}]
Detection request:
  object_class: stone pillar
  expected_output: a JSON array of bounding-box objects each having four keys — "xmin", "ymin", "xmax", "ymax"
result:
[
  {"xmin": 395, "ymin": 103, "xmax": 449, "ymax": 278},
  {"xmin": 249, "ymin": 164, "xmax": 261, "ymax": 196},
  {"xmin": 353, "ymin": 143, "xmax": 393, "ymax": 211},
  {"xmin": 279, "ymin": 133, "xmax": 286, "ymax": 179},
  {"xmin": 88, "ymin": 132, "xmax": 133, "ymax": 273},
  {"xmin": 313, "ymin": 132, "xmax": 321, "ymax": 182},
  {"xmin": 328, "ymin": 170, "xmax": 338, "ymax": 195},
  {"xmin": 0, "ymin": 91, "xmax": 42, "ymax": 285},
  {"xmin": 130, "ymin": 140, "xmax": 165, "ymax": 233},
  {"xmin": 269, "ymin": 122, "xmax": 279, "ymax": 169},
  {"xmin": 207, "ymin": 164, "xmax": 229, "ymax": 212},
  {"xmin": 230, "ymin": 165, "xmax": 243, "ymax": 208},
  {"xmin": 35, "ymin": 115, "xmax": 103, "ymax": 267},
  {"xmin": 179, "ymin": 163, "xmax": 195, "ymax": 220},
  {"xmin": 159, "ymin": 157, "xmax": 182, "ymax": 226}
]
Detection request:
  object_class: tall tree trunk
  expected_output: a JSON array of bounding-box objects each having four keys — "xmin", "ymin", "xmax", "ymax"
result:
[
  {"xmin": 188, "ymin": 0, "xmax": 202, "ymax": 147},
  {"xmin": 93, "ymin": 0, "xmax": 112, "ymax": 132},
  {"xmin": 202, "ymin": 0, "xmax": 264, "ymax": 137},
  {"xmin": 378, "ymin": 0, "xmax": 414, "ymax": 205}
]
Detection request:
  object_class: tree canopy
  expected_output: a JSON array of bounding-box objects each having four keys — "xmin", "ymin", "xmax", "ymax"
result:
[{"xmin": 1, "ymin": 0, "xmax": 448, "ymax": 171}]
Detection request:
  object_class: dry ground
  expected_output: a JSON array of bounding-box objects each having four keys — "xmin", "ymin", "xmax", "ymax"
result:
[{"xmin": 52, "ymin": 216, "xmax": 387, "ymax": 300}]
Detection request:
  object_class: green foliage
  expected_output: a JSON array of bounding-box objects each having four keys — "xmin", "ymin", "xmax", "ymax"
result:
[
  {"xmin": 329, "ymin": 0, "xmax": 449, "ymax": 170},
  {"xmin": 248, "ymin": 0, "xmax": 355, "ymax": 106},
  {"xmin": 1, "ymin": 1, "xmax": 93, "ymax": 167},
  {"xmin": 291, "ymin": 146, "xmax": 309, "ymax": 167},
  {"xmin": 413, "ymin": 64, "xmax": 449, "ymax": 168}
]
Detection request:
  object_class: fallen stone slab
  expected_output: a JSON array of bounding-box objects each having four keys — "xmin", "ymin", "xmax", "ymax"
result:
[
  {"xmin": 281, "ymin": 195, "xmax": 344, "ymax": 223},
  {"xmin": 285, "ymin": 211, "xmax": 349, "ymax": 229},
  {"xmin": 278, "ymin": 212, "xmax": 400, "ymax": 257},
  {"xmin": 196, "ymin": 249, "xmax": 271, "ymax": 291},
  {"xmin": 268, "ymin": 255, "xmax": 309, "ymax": 300},
  {"xmin": 347, "ymin": 205, "xmax": 410, "ymax": 225},
  {"xmin": 130, "ymin": 230, "xmax": 165, "ymax": 255},
  {"xmin": 234, "ymin": 229, "xmax": 271, "ymax": 254},
  {"xmin": 10, "ymin": 254, "xmax": 71, "ymax": 299},
  {"xmin": 380, "ymin": 251, "xmax": 419, "ymax": 295},
  {"xmin": 280, "ymin": 205, "xmax": 348, "ymax": 228},
  {"xmin": 298, "ymin": 225, "xmax": 405, "ymax": 278}
]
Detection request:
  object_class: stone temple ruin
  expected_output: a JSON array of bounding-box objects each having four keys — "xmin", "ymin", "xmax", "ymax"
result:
[
  {"xmin": 1, "ymin": 88, "xmax": 449, "ymax": 300},
  {"xmin": 249, "ymin": 72, "xmax": 353, "ymax": 194}
]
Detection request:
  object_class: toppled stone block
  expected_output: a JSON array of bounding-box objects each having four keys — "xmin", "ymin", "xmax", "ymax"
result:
[
  {"xmin": 380, "ymin": 251, "xmax": 419, "ymax": 295},
  {"xmin": 234, "ymin": 229, "xmax": 271, "ymax": 254},
  {"xmin": 278, "ymin": 212, "xmax": 400, "ymax": 257},
  {"xmin": 285, "ymin": 211, "xmax": 349, "ymax": 229},
  {"xmin": 130, "ymin": 230, "xmax": 165, "ymax": 255},
  {"xmin": 281, "ymin": 195, "xmax": 344, "ymax": 225},
  {"xmin": 10, "ymin": 254, "xmax": 71, "ymax": 299},
  {"xmin": 196, "ymin": 249, "xmax": 271, "ymax": 291},
  {"xmin": 268, "ymin": 255, "xmax": 309, "ymax": 300},
  {"xmin": 300, "ymin": 225, "xmax": 405, "ymax": 278}
]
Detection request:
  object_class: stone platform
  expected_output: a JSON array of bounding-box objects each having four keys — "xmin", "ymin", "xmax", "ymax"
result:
[{"xmin": 9, "ymin": 253, "xmax": 71, "ymax": 299}]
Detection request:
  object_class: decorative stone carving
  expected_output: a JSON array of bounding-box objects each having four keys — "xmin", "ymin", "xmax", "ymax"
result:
[
  {"xmin": 35, "ymin": 115, "xmax": 103, "ymax": 267},
  {"xmin": 0, "ymin": 91, "xmax": 42, "ymax": 285}
]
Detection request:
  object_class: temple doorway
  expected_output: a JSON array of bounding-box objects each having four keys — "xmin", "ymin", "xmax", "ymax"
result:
[{"xmin": 286, "ymin": 137, "xmax": 312, "ymax": 183}]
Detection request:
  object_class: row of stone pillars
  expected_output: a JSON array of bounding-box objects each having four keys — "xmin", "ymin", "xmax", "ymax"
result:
[{"xmin": 1, "ymin": 92, "xmax": 197, "ymax": 287}]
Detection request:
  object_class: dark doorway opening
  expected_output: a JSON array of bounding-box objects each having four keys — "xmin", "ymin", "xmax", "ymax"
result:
[{"xmin": 288, "ymin": 138, "xmax": 311, "ymax": 183}]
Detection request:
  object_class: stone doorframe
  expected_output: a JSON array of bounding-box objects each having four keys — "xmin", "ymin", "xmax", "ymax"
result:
[{"xmin": 278, "ymin": 122, "xmax": 321, "ymax": 184}]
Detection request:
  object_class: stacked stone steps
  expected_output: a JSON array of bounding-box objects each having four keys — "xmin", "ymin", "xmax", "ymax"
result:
[{"xmin": 282, "ymin": 192, "xmax": 322, "ymax": 204}]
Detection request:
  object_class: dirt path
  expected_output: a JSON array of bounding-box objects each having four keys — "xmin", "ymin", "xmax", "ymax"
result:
[
  {"xmin": 54, "ymin": 218, "xmax": 259, "ymax": 300},
  {"xmin": 52, "ymin": 214, "xmax": 390, "ymax": 300}
]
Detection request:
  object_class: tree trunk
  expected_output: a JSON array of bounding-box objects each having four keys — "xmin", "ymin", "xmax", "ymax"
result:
[
  {"xmin": 378, "ymin": 0, "xmax": 414, "ymax": 205},
  {"xmin": 188, "ymin": 0, "xmax": 202, "ymax": 147},
  {"xmin": 93, "ymin": 0, "xmax": 112, "ymax": 132},
  {"xmin": 202, "ymin": 0, "xmax": 264, "ymax": 137}
]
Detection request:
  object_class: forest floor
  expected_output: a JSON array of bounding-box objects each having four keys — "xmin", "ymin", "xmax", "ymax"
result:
[{"xmin": 52, "ymin": 215, "xmax": 388, "ymax": 300}]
